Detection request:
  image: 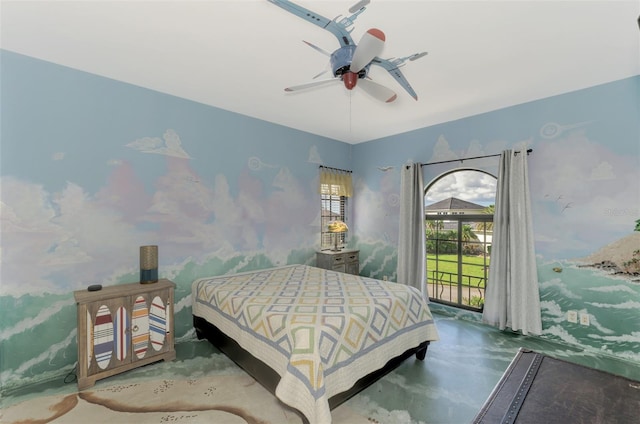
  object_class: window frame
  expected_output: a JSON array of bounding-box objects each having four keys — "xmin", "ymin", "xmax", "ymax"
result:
[
  {"xmin": 423, "ymin": 168, "xmax": 497, "ymax": 311},
  {"xmin": 425, "ymin": 213, "xmax": 493, "ymax": 311}
]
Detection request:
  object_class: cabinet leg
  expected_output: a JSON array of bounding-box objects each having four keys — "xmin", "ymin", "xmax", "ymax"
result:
[{"xmin": 77, "ymin": 376, "xmax": 97, "ymax": 391}]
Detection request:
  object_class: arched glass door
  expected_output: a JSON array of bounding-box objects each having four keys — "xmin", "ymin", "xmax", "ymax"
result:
[{"xmin": 424, "ymin": 169, "xmax": 496, "ymax": 311}]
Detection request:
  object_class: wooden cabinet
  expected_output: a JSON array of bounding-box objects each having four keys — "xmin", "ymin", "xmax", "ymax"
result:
[
  {"xmin": 316, "ymin": 249, "xmax": 359, "ymax": 275},
  {"xmin": 74, "ymin": 279, "xmax": 176, "ymax": 390}
]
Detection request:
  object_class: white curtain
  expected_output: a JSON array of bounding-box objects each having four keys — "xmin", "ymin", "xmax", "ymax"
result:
[
  {"xmin": 483, "ymin": 150, "xmax": 542, "ymax": 335},
  {"xmin": 397, "ymin": 163, "xmax": 427, "ymax": 297}
]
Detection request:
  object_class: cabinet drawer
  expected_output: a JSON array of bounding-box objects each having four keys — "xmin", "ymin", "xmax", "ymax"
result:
[
  {"xmin": 329, "ymin": 253, "xmax": 358, "ymax": 264},
  {"xmin": 344, "ymin": 253, "xmax": 358, "ymax": 264},
  {"xmin": 316, "ymin": 250, "xmax": 359, "ymax": 275}
]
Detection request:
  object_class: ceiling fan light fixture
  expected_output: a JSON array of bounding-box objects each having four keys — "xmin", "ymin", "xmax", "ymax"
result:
[{"xmin": 343, "ymin": 72, "xmax": 359, "ymax": 90}]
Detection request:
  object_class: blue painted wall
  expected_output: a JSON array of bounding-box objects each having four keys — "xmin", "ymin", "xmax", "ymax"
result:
[
  {"xmin": 1, "ymin": 48, "xmax": 638, "ymax": 392},
  {"xmin": 0, "ymin": 50, "xmax": 351, "ymax": 390},
  {"xmin": 352, "ymin": 76, "xmax": 640, "ymax": 364}
]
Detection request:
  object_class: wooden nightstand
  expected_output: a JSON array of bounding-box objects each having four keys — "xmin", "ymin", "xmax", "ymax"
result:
[
  {"xmin": 316, "ymin": 249, "xmax": 359, "ymax": 275},
  {"xmin": 74, "ymin": 279, "xmax": 176, "ymax": 390}
]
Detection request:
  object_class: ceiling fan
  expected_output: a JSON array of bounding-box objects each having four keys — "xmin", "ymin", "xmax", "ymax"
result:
[{"xmin": 267, "ymin": 0, "xmax": 428, "ymax": 103}]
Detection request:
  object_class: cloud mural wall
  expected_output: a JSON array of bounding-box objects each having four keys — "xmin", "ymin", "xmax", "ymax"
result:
[
  {"xmin": 0, "ymin": 50, "xmax": 350, "ymax": 390},
  {"xmin": 1, "ymin": 48, "xmax": 638, "ymax": 392},
  {"xmin": 351, "ymin": 75, "xmax": 640, "ymax": 365}
]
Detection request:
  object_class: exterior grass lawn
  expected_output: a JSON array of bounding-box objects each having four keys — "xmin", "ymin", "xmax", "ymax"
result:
[{"xmin": 427, "ymin": 254, "xmax": 489, "ymax": 288}]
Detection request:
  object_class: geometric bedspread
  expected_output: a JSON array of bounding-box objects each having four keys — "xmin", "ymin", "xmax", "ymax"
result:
[{"xmin": 192, "ymin": 265, "xmax": 439, "ymax": 424}]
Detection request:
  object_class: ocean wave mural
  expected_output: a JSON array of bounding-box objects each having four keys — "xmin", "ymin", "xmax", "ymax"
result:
[
  {"xmin": 1, "ymin": 49, "xmax": 352, "ymax": 391},
  {"xmin": 2, "ymin": 50, "xmax": 639, "ymax": 395},
  {"xmin": 0, "ymin": 143, "xmax": 327, "ymax": 389},
  {"xmin": 0, "ymin": 251, "xmax": 319, "ymax": 391}
]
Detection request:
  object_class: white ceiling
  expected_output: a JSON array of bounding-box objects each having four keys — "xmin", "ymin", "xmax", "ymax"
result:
[{"xmin": 2, "ymin": 1, "xmax": 639, "ymax": 144}]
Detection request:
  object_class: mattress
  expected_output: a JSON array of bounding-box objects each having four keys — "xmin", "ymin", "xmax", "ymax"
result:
[{"xmin": 192, "ymin": 264, "xmax": 439, "ymax": 424}]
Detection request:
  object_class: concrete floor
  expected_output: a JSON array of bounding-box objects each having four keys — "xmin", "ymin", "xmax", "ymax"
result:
[
  {"xmin": 345, "ymin": 310, "xmax": 640, "ymax": 423},
  {"xmin": 4, "ymin": 309, "xmax": 639, "ymax": 424}
]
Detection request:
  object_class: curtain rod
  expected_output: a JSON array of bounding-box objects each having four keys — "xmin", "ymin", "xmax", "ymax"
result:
[
  {"xmin": 420, "ymin": 149, "xmax": 533, "ymax": 167},
  {"xmin": 319, "ymin": 165, "xmax": 352, "ymax": 173}
]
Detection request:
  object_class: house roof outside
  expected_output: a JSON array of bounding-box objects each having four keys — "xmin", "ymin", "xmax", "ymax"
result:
[
  {"xmin": 425, "ymin": 197, "xmax": 493, "ymax": 242},
  {"xmin": 425, "ymin": 197, "xmax": 486, "ymax": 213}
]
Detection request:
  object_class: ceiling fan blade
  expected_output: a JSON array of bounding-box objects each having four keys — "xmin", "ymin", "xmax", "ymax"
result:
[
  {"xmin": 284, "ymin": 78, "xmax": 341, "ymax": 92},
  {"xmin": 358, "ymin": 78, "xmax": 397, "ymax": 103},
  {"xmin": 302, "ymin": 40, "xmax": 332, "ymax": 57},
  {"xmin": 312, "ymin": 68, "xmax": 330, "ymax": 79},
  {"xmin": 302, "ymin": 40, "xmax": 331, "ymax": 79},
  {"xmin": 350, "ymin": 28, "xmax": 385, "ymax": 72},
  {"xmin": 349, "ymin": 0, "xmax": 370, "ymax": 14}
]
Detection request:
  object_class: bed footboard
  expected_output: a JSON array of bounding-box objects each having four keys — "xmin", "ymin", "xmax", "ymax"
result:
[
  {"xmin": 194, "ymin": 315, "xmax": 281, "ymax": 395},
  {"xmin": 193, "ymin": 315, "xmax": 430, "ymax": 410}
]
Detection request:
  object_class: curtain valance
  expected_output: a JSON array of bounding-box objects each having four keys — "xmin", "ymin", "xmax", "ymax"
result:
[{"xmin": 319, "ymin": 167, "xmax": 353, "ymax": 197}]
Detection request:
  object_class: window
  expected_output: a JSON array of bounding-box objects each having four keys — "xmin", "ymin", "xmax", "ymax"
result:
[
  {"xmin": 320, "ymin": 189, "xmax": 347, "ymax": 249},
  {"xmin": 424, "ymin": 170, "xmax": 496, "ymax": 311},
  {"xmin": 319, "ymin": 167, "xmax": 352, "ymax": 249}
]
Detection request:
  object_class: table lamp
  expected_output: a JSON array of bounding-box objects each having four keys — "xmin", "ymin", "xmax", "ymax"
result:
[{"xmin": 328, "ymin": 220, "xmax": 348, "ymax": 252}]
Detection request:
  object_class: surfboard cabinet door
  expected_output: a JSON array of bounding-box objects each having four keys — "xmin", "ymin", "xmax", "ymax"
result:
[{"xmin": 74, "ymin": 279, "xmax": 176, "ymax": 390}]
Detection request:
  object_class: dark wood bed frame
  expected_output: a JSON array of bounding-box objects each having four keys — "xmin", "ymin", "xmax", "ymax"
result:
[{"xmin": 194, "ymin": 315, "xmax": 429, "ymax": 417}]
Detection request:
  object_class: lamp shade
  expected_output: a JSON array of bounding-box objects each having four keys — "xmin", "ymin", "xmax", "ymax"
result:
[
  {"xmin": 327, "ymin": 221, "xmax": 348, "ymax": 252},
  {"xmin": 328, "ymin": 220, "xmax": 348, "ymax": 233}
]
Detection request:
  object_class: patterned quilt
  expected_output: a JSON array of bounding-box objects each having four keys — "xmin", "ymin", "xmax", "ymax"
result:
[{"xmin": 192, "ymin": 265, "xmax": 439, "ymax": 424}]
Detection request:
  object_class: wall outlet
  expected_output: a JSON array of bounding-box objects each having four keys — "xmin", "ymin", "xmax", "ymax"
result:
[
  {"xmin": 579, "ymin": 312, "xmax": 590, "ymax": 326},
  {"xmin": 567, "ymin": 310, "xmax": 578, "ymax": 323}
]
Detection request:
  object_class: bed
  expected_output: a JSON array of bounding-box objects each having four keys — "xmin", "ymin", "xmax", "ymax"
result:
[{"xmin": 192, "ymin": 264, "xmax": 439, "ymax": 424}]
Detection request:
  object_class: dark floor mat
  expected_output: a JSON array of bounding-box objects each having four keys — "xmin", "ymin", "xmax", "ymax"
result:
[{"xmin": 473, "ymin": 348, "xmax": 640, "ymax": 424}]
